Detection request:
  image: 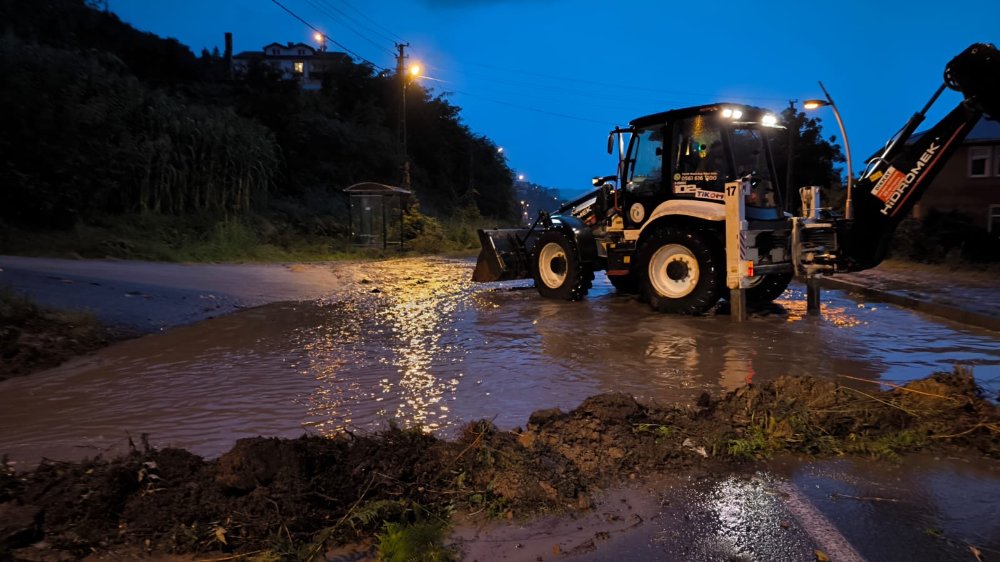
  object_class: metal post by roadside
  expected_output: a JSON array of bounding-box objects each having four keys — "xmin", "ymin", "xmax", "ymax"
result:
[
  {"xmin": 806, "ymin": 276, "xmax": 822, "ymax": 313},
  {"xmin": 725, "ymin": 179, "xmax": 750, "ymax": 322}
]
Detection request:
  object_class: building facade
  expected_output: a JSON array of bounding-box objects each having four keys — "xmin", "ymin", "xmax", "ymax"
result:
[
  {"xmin": 231, "ymin": 41, "xmax": 348, "ymax": 90},
  {"xmin": 911, "ymin": 119, "xmax": 1000, "ymax": 232}
]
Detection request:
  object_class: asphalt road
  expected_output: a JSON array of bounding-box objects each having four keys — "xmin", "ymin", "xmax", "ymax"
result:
[{"xmin": 0, "ymin": 255, "xmax": 357, "ymax": 332}]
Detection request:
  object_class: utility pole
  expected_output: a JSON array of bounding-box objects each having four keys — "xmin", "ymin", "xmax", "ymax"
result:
[
  {"xmin": 784, "ymin": 99, "xmax": 798, "ymax": 214},
  {"xmin": 395, "ymin": 42, "xmax": 410, "ymax": 188}
]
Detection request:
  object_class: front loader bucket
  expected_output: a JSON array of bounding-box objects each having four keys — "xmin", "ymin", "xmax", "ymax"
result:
[{"xmin": 471, "ymin": 228, "xmax": 534, "ymax": 282}]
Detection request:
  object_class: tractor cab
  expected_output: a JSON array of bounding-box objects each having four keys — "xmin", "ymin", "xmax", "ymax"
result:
[{"xmin": 603, "ymin": 104, "xmax": 785, "ymax": 228}]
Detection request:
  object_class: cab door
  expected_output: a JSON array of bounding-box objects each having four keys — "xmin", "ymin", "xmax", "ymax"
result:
[{"xmin": 622, "ymin": 125, "xmax": 666, "ymax": 229}]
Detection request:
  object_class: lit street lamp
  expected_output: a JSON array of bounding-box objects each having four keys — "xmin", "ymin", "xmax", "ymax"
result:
[
  {"xmin": 518, "ymin": 174, "xmax": 525, "ymax": 181},
  {"xmin": 399, "ymin": 63, "xmax": 422, "ymax": 187},
  {"xmin": 804, "ymin": 81, "xmax": 853, "ymax": 219},
  {"xmin": 497, "ymin": 147, "xmax": 504, "ymax": 153},
  {"xmin": 314, "ymin": 32, "xmax": 326, "ymax": 52}
]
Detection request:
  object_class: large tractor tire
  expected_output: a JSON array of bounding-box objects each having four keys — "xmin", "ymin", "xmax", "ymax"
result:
[
  {"xmin": 638, "ymin": 227, "xmax": 724, "ymax": 315},
  {"xmin": 607, "ymin": 273, "xmax": 640, "ymax": 293},
  {"xmin": 531, "ymin": 230, "xmax": 591, "ymax": 301},
  {"xmin": 745, "ymin": 273, "xmax": 793, "ymax": 304}
]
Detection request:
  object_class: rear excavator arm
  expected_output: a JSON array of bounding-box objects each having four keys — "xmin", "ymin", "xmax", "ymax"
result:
[{"xmin": 839, "ymin": 42, "xmax": 1000, "ymax": 271}]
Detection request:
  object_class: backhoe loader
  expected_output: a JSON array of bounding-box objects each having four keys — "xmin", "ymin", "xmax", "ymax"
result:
[{"xmin": 472, "ymin": 43, "xmax": 999, "ymax": 315}]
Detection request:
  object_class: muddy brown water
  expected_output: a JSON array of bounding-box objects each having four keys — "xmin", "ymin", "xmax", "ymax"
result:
[{"xmin": 1, "ymin": 257, "xmax": 998, "ymax": 465}]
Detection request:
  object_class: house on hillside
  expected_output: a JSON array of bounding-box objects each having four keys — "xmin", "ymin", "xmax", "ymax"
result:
[
  {"xmin": 908, "ymin": 119, "xmax": 1000, "ymax": 232},
  {"xmin": 231, "ymin": 41, "xmax": 350, "ymax": 90}
]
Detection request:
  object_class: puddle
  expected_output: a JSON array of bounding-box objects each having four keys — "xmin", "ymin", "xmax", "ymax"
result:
[{"xmin": 1, "ymin": 257, "xmax": 998, "ymax": 464}]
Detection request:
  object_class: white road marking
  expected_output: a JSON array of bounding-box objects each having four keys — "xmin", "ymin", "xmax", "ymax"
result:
[{"xmin": 772, "ymin": 480, "xmax": 870, "ymax": 562}]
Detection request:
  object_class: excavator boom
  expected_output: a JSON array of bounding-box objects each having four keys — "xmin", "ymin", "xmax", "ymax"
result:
[{"xmin": 841, "ymin": 42, "xmax": 999, "ymax": 271}]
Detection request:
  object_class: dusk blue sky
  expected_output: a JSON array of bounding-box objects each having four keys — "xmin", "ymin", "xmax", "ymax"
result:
[{"xmin": 114, "ymin": 0, "xmax": 999, "ymax": 194}]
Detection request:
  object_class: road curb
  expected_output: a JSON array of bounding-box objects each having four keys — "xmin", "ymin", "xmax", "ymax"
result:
[{"xmin": 818, "ymin": 276, "xmax": 1000, "ymax": 332}]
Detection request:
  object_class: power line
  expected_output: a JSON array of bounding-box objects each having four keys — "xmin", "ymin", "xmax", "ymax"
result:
[
  {"xmin": 313, "ymin": 0, "xmax": 398, "ymax": 48},
  {"xmin": 268, "ymin": 0, "xmax": 387, "ymax": 70},
  {"xmin": 440, "ymin": 88, "xmax": 616, "ymax": 126},
  {"xmin": 427, "ymin": 65, "xmax": 690, "ymax": 107},
  {"xmin": 302, "ymin": 0, "xmax": 395, "ymax": 56},
  {"xmin": 334, "ymin": 0, "xmax": 407, "ymax": 43},
  {"xmin": 421, "ymin": 75, "xmax": 655, "ymax": 114},
  {"xmin": 453, "ymin": 59, "xmax": 789, "ymax": 102}
]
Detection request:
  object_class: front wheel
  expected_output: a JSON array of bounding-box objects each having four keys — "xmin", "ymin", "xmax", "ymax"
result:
[
  {"xmin": 531, "ymin": 230, "xmax": 591, "ymax": 301},
  {"xmin": 638, "ymin": 227, "xmax": 724, "ymax": 315}
]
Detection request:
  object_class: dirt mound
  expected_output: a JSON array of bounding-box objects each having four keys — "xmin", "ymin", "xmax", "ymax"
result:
[{"xmin": 1, "ymin": 371, "xmax": 997, "ymax": 561}]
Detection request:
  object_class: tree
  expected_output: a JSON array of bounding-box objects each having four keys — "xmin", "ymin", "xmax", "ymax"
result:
[
  {"xmin": 0, "ymin": 0, "xmax": 518, "ymax": 234},
  {"xmin": 770, "ymin": 107, "xmax": 846, "ymax": 214}
]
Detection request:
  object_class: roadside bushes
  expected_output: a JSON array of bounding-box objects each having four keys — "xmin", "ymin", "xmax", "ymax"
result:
[{"xmin": 890, "ymin": 210, "xmax": 1000, "ymax": 264}]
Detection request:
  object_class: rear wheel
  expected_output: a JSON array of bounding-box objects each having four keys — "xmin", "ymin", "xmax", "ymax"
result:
[
  {"xmin": 532, "ymin": 230, "xmax": 590, "ymax": 301},
  {"xmin": 639, "ymin": 227, "xmax": 724, "ymax": 315},
  {"xmin": 746, "ymin": 273, "xmax": 793, "ymax": 304}
]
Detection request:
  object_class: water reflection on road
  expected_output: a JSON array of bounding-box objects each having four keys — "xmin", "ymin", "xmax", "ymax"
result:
[{"xmin": 0, "ymin": 257, "xmax": 997, "ymax": 464}]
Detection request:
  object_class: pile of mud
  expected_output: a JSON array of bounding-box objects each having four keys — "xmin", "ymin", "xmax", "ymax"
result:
[{"xmin": 2, "ymin": 371, "xmax": 998, "ymax": 560}]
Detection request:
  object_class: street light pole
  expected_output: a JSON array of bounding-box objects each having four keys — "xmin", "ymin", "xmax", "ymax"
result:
[
  {"xmin": 817, "ymin": 81, "xmax": 853, "ymax": 219},
  {"xmin": 395, "ymin": 43, "xmax": 410, "ymax": 187},
  {"xmin": 785, "ymin": 99, "xmax": 797, "ymax": 214}
]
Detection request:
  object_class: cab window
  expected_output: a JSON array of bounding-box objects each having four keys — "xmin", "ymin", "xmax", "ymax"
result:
[
  {"xmin": 627, "ymin": 127, "xmax": 663, "ymax": 196},
  {"xmin": 671, "ymin": 115, "xmax": 728, "ymax": 194},
  {"xmin": 731, "ymin": 127, "xmax": 779, "ymax": 208}
]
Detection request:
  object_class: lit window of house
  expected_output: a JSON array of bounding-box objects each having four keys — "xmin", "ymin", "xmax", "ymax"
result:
[
  {"xmin": 294, "ymin": 61, "xmax": 304, "ymax": 74},
  {"xmin": 990, "ymin": 204, "xmax": 1000, "ymax": 233},
  {"xmin": 969, "ymin": 146, "xmax": 991, "ymax": 177}
]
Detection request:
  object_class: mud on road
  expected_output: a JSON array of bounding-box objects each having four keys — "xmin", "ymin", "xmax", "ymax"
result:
[{"xmin": 2, "ymin": 371, "xmax": 998, "ymax": 561}]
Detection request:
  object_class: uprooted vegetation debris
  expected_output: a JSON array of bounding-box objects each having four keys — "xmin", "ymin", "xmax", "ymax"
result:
[{"xmin": 2, "ymin": 370, "xmax": 998, "ymax": 561}]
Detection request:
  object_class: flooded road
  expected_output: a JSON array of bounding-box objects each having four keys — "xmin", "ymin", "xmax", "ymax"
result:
[{"xmin": 1, "ymin": 257, "xmax": 998, "ymax": 464}]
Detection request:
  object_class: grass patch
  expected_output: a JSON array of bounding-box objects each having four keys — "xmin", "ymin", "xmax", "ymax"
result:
[
  {"xmin": 0, "ymin": 288, "xmax": 114, "ymax": 380},
  {"xmin": 377, "ymin": 521, "xmax": 454, "ymax": 562},
  {"xmin": 845, "ymin": 430, "xmax": 926, "ymax": 461}
]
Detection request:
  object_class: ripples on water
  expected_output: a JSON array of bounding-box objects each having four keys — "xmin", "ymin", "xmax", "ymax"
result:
[{"xmin": 0, "ymin": 257, "xmax": 997, "ymax": 464}]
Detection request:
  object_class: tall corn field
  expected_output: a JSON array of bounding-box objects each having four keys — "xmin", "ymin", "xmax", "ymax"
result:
[{"xmin": 123, "ymin": 102, "xmax": 280, "ymax": 215}]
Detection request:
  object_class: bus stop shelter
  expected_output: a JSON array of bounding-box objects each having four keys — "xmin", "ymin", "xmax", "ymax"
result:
[{"xmin": 344, "ymin": 182, "xmax": 411, "ymax": 249}]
